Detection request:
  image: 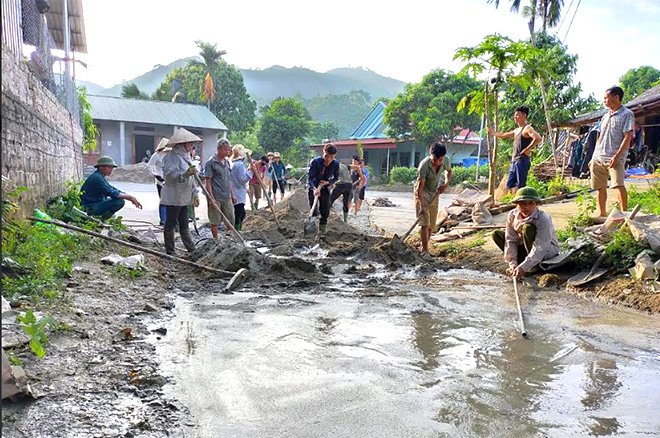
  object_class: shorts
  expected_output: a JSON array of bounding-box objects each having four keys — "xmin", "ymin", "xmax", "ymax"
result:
[
  {"xmin": 249, "ymin": 183, "xmax": 262, "ymax": 198},
  {"xmin": 208, "ymin": 199, "xmax": 235, "ymax": 226},
  {"xmin": 273, "ymin": 179, "xmax": 286, "ymax": 194},
  {"xmin": 590, "ymin": 159, "xmax": 625, "ymax": 189},
  {"xmin": 506, "ymin": 156, "xmax": 531, "ymax": 189},
  {"xmin": 415, "ymin": 195, "xmax": 439, "ymax": 228},
  {"xmin": 352, "ymin": 187, "xmax": 366, "ymax": 203}
]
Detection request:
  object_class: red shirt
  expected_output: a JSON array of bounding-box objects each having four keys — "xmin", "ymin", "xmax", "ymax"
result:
[{"xmin": 249, "ymin": 161, "xmax": 265, "ymax": 184}]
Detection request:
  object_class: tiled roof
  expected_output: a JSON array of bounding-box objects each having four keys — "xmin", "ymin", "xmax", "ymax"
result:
[{"xmin": 87, "ymin": 95, "xmax": 227, "ymax": 131}]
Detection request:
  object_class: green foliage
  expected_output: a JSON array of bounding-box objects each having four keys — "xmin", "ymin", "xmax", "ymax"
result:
[
  {"xmin": 77, "ymin": 86, "xmax": 100, "ymax": 153},
  {"xmin": 304, "ymin": 90, "xmax": 373, "ymax": 138},
  {"xmin": 390, "ymin": 167, "xmax": 417, "ymax": 184},
  {"xmin": 310, "ymin": 120, "xmax": 340, "ymax": 144},
  {"xmin": 356, "ymin": 141, "xmax": 364, "ymax": 160},
  {"xmin": 2, "ymin": 186, "xmax": 28, "ymax": 254},
  {"xmin": 385, "ymin": 69, "xmax": 481, "ymax": 146},
  {"xmin": 628, "ymin": 184, "xmax": 660, "ymax": 215},
  {"xmin": 258, "ymin": 97, "xmax": 313, "ymax": 167},
  {"xmin": 619, "ymin": 66, "xmax": 660, "ymax": 103},
  {"xmin": 154, "ymin": 58, "xmax": 257, "ymax": 134},
  {"xmin": 605, "ymin": 227, "xmax": 645, "ymax": 272},
  {"xmin": 557, "ymin": 190, "xmax": 596, "ymax": 242},
  {"xmin": 113, "ymin": 265, "xmax": 147, "ymax": 279},
  {"xmin": 466, "ymin": 237, "xmax": 486, "ymax": 248},
  {"xmin": 450, "ymin": 164, "xmax": 490, "ymax": 186},
  {"xmin": 121, "ymin": 82, "xmax": 150, "ymax": 100},
  {"xmin": 17, "ymin": 310, "xmax": 55, "ymax": 358}
]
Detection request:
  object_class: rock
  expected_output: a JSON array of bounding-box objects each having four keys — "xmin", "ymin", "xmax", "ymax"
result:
[
  {"xmin": 143, "ymin": 303, "xmax": 158, "ymax": 312},
  {"xmin": 538, "ymin": 273, "xmax": 563, "ymax": 288},
  {"xmin": 154, "ymin": 327, "xmax": 167, "ymax": 335},
  {"xmin": 1, "ymin": 296, "xmax": 10, "ymax": 313},
  {"xmin": 101, "ymin": 253, "xmax": 145, "ymax": 270},
  {"xmin": 629, "ymin": 251, "xmax": 656, "ymax": 280},
  {"xmin": 319, "ymin": 264, "xmax": 333, "ymax": 275},
  {"xmin": 270, "ymin": 244, "xmax": 294, "ymax": 256}
]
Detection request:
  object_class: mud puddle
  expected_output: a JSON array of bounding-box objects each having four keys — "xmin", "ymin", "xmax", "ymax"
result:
[{"xmin": 156, "ymin": 264, "xmax": 660, "ymax": 437}]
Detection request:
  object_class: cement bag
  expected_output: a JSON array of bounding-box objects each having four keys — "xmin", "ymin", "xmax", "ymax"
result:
[{"xmin": 471, "ymin": 201, "xmax": 493, "ymax": 224}]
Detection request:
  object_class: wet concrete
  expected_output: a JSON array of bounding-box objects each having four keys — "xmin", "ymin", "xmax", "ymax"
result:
[{"xmin": 156, "ymin": 261, "xmax": 660, "ymax": 437}]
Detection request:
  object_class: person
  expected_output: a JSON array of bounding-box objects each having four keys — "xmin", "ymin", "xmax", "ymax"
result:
[
  {"xmin": 142, "ymin": 150, "xmax": 152, "ymax": 163},
  {"xmin": 487, "ymin": 106, "xmax": 542, "ymax": 195},
  {"xmin": 81, "ymin": 156, "xmax": 143, "ymax": 220},
  {"xmin": 492, "ymin": 187, "xmax": 559, "ymax": 279},
  {"xmin": 230, "ymin": 144, "xmax": 253, "ymax": 231},
  {"xmin": 330, "ymin": 161, "xmax": 353, "ymax": 222},
  {"xmin": 147, "ymin": 138, "xmax": 169, "ymax": 226},
  {"xmin": 590, "ymin": 86, "xmax": 635, "ymax": 217},
  {"xmin": 205, "ymin": 138, "xmax": 236, "ymax": 239},
  {"xmin": 248, "ymin": 156, "xmax": 267, "ymax": 211},
  {"xmin": 308, "ymin": 143, "xmax": 340, "ymax": 233},
  {"xmin": 349, "ymin": 155, "xmax": 366, "ymax": 213},
  {"xmin": 415, "ymin": 142, "xmax": 452, "ymax": 255},
  {"xmin": 271, "ymin": 152, "xmax": 286, "ymax": 204},
  {"xmin": 353, "ymin": 159, "xmax": 370, "ymax": 216},
  {"xmin": 188, "ymin": 146, "xmax": 202, "ymax": 223},
  {"xmin": 264, "ymin": 152, "xmax": 275, "ymax": 200},
  {"xmin": 161, "ymin": 128, "xmax": 201, "ymax": 255}
]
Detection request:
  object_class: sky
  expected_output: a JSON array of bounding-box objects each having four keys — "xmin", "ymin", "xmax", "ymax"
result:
[{"xmin": 76, "ymin": 0, "xmax": 660, "ymax": 100}]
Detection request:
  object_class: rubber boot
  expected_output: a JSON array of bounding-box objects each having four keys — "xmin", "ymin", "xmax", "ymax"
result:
[
  {"xmin": 180, "ymin": 229, "xmax": 196, "ymax": 253},
  {"xmin": 164, "ymin": 229, "xmax": 176, "ymax": 255},
  {"xmin": 319, "ymin": 221, "xmax": 327, "ymax": 233},
  {"xmin": 343, "ymin": 212, "xmax": 348, "ymax": 222}
]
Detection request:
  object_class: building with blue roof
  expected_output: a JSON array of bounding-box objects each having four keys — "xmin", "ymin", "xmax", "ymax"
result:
[{"xmin": 86, "ymin": 95, "xmax": 228, "ymax": 166}]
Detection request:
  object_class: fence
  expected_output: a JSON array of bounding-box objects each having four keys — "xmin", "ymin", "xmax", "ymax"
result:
[{"xmin": 5, "ymin": 0, "xmax": 81, "ymax": 127}]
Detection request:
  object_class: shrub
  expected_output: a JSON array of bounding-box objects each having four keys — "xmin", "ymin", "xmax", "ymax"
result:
[
  {"xmin": 450, "ymin": 164, "xmax": 489, "ymax": 186},
  {"xmin": 390, "ymin": 166, "xmax": 417, "ymax": 184},
  {"xmin": 628, "ymin": 184, "xmax": 660, "ymax": 215},
  {"xmin": 605, "ymin": 227, "xmax": 646, "ymax": 272}
]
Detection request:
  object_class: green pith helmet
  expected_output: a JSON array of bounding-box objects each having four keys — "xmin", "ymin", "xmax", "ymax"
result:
[
  {"xmin": 512, "ymin": 186, "xmax": 542, "ymax": 203},
  {"xmin": 94, "ymin": 156, "xmax": 118, "ymax": 168}
]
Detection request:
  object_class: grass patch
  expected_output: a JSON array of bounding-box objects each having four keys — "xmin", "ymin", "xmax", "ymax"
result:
[
  {"xmin": 605, "ymin": 227, "xmax": 646, "ymax": 272},
  {"xmin": 628, "ymin": 184, "xmax": 660, "ymax": 215},
  {"xmin": 466, "ymin": 237, "xmax": 486, "ymax": 248}
]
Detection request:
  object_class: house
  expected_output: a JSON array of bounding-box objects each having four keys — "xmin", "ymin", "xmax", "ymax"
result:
[
  {"xmin": 310, "ymin": 101, "xmax": 486, "ymax": 176},
  {"xmin": 85, "ymin": 95, "xmax": 228, "ymax": 167}
]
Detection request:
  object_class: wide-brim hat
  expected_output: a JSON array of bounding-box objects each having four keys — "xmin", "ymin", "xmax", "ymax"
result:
[
  {"xmin": 267, "ymin": 151, "xmax": 274, "ymax": 157},
  {"xmin": 94, "ymin": 156, "xmax": 118, "ymax": 168},
  {"xmin": 232, "ymin": 144, "xmax": 251, "ymax": 159},
  {"xmin": 167, "ymin": 128, "xmax": 203, "ymax": 147},
  {"xmin": 512, "ymin": 187, "xmax": 542, "ymax": 203},
  {"xmin": 155, "ymin": 137, "xmax": 170, "ymax": 152},
  {"xmin": 273, "ymin": 152, "xmax": 281, "ymax": 158}
]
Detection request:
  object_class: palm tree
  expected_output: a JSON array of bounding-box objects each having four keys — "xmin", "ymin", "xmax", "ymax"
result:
[
  {"xmin": 488, "ymin": 0, "xmax": 563, "ymax": 34},
  {"xmin": 189, "ymin": 40, "xmax": 227, "ymax": 109},
  {"xmin": 121, "ymin": 82, "xmax": 149, "ymax": 100}
]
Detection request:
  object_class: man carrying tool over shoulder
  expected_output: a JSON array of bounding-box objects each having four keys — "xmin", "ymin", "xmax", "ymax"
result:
[
  {"xmin": 308, "ymin": 143, "xmax": 340, "ymax": 233},
  {"xmin": 488, "ymin": 106, "xmax": 542, "ymax": 195},
  {"xmin": 205, "ymin": 138, "xmax": 236, "ymax": 239},
  {"xmin": 415, "ymin": 142, "xmax": 451, "ymax": 256},
  {"xmin": 492, "ymin": 187, "xmax": 559, "ymax": 279}
]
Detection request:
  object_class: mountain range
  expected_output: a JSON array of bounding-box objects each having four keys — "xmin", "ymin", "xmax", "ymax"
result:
[{"xmin": 79, "ymin": 57, "xmax": 406, "ymax": 107}]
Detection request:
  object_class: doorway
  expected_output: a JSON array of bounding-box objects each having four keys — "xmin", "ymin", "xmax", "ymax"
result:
[{"xmin": 134, "ymin": 135, "xmax": 155, "ymax": 163}]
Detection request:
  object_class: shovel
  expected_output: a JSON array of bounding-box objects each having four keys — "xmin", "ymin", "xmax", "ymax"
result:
[
  {"xmin": 566, "ymin": 252, "xmax": 608, "ymax": 287},
  {"xmin": 304, "ymin": 196, "xmax": 320, "ymax": 235}
]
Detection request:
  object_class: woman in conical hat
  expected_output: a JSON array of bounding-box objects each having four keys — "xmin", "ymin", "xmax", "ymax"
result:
[
  {"xmin": 161, "ymin": 128, "xmax": 203, "ymax": 255},
  {"xmin": 147, "ymin": 137, "xmax": 170, "ymax": 226}
]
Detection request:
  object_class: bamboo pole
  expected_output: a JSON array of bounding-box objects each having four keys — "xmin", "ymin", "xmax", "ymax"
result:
[{"xmin": 27, "ymin": 217, "xmax": 236, "ymax": 277}]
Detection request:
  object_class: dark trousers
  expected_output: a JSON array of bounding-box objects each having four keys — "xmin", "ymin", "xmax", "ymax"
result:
[
  {"xmin": 234, "ymin": 203, "xmax": 246, "ymax": 230},
  {"xmin": 506, "ymin": 155, "xmax": 531, "ymax": 189},
  {"xmin": 85, "ymin": 198, "xmax": 125, "ymax": 220},
  {"xmin": 492, "ymin": 224, "xmax": 537, "ymax": 264},
  {"xmin": 308, "ymin": 187, "xmax": 331, "ymax": 224},
  {"xmin": 156, "ymin": 184, "xmax": 166, "ymax": 224},
  {"xmin": 165, "ymin": 205, "xmax": 190, "ymax": 233},
  {"xmin": 330, "ymin": 182, "xmax": 352, "ymax": 213}
]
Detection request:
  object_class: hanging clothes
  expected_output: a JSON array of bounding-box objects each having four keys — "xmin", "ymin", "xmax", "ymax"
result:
[{"xmin": 579, "ymin": 121, "xmax": 601, "ymax": 178}]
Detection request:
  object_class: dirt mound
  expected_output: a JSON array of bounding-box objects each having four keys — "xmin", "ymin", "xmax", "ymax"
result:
[
  {"xmin": 108, "ymin": 162, "xmax": 154, "ymax": 184},
  {"xmin": 193, "ymin": 238, "xmax": 323, "ymax": 284}
]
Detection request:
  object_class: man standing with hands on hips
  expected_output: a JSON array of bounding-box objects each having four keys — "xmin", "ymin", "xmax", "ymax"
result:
[
  {"xmin": 589, "ymin": 86, "xmax": 634, "ymax": 217},
  {"xmin": 488, "ymin": 106, "xmax": 542, "ymax": 195}
]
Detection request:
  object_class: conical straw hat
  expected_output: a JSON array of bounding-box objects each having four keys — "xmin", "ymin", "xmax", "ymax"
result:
[
  {"xmin": 167, "ymin": 128, "xmax": 203, "ymax": 146},
  {"xmin": 155, "ymin": 137, "xmax": 170, "ymax": 152}
]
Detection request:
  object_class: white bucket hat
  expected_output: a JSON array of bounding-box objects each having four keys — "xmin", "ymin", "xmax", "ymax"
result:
[
  {"xmin": 167, "ymin": 128, "xmax": 203, "ymax": 146},
  {"xmin": 155, "ymin": 137, "xmax": 170, "ymax": 152},
  {"xmin": 273, "ymin": 152, "xmax": 281, "ymax": 158}
]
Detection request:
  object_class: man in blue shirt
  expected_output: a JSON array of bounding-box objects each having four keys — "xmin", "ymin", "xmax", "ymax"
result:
[
  {"xmin": 271, "ymin": 152, "xmax": 287, "ymax": 204},
  {"xmin": 80, "ymin": 156, "xmax": 142, "ymax": 220},
  {"xmin": 308, "ymin": 143, "xmax": 339, "ymax": 233}
]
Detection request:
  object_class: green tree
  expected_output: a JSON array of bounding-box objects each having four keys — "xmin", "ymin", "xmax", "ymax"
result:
[
  {"xmin": 310, "ymin": 120, "xmax": 340, "ymax": 144},
  {"xmin": 258, "ymin": 97, "xmax": 312, "ymax": 166},
  {"xmin": 78, "ymin": 86, "xmax": 99, "ymax": 153},
  {"xmin": 489, "ymin": 0, "xmax": 564, "ymax": 34},
  {"xmin": 188, "ymin": 40, "xmax": 227, "ymax": 109},
  {"xmin": 455, "ymin": 35, "xmax": 520, "ymax": 195},
  {"xmin": 121, "ymin": 82, "xmax": 149, "ymax": 100},
  {"xmin": 619, "ymin": 66, "xmax": 660, "ymax": 103},
  {"xmin": 384, "ymin": 69, "xmax": 481, "ymax": 147},
  {"xmin": 154, "ymin": 60, "xmax": 256, "ymax": 135}
]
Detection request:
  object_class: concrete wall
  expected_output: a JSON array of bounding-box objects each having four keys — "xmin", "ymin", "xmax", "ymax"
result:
[
  {"xmin": 94, "ymin": 121, "xmax": 220, "ymax": 165},
  {"xmin": 1, "ymin": 46, "xmax": 83, "ymax": 213}
]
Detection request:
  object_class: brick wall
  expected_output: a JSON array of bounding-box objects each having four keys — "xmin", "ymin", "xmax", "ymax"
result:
[{"xmin": 1, "ymin": 46, "xmax": 83, "ymax": 214}]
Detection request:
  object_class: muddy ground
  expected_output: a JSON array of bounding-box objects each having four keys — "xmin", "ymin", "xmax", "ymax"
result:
[{"xmin": 1, "ymin": 190, "xmax": 438, "ymax": 437}]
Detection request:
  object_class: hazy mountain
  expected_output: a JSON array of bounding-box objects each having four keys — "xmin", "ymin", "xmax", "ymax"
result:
[{"xmin": 80, "ymin": 60, "xmax": 406, "ymax": 105}]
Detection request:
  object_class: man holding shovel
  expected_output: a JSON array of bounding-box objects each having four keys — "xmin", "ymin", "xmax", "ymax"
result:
[
  {"xmin": 492, "ymin": 187, "xmax": 559, "ymax": 279},
  {"xmin": 205, "ymin": 138, "xmax": 236, "ymax": 239},
  {"xmin": 308, "ymin": 143, "xmax": 340, "ymax": 233},
  {"xmin": 415, "ymin": 142, "xmax": 452, "ymax": 256}
]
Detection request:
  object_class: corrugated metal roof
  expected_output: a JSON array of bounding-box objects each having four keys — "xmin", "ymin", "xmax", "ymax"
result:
[
  {"xmin": 350, "ymin": 101, "xmax": 388, "ymax": 139},
  {"xmin": 45, "ymin": 0, "xmax": 87, "ymax": 53},
  {"xmin": 87, "ymin": 95, "xmax": 227, "ymax": 131}
]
